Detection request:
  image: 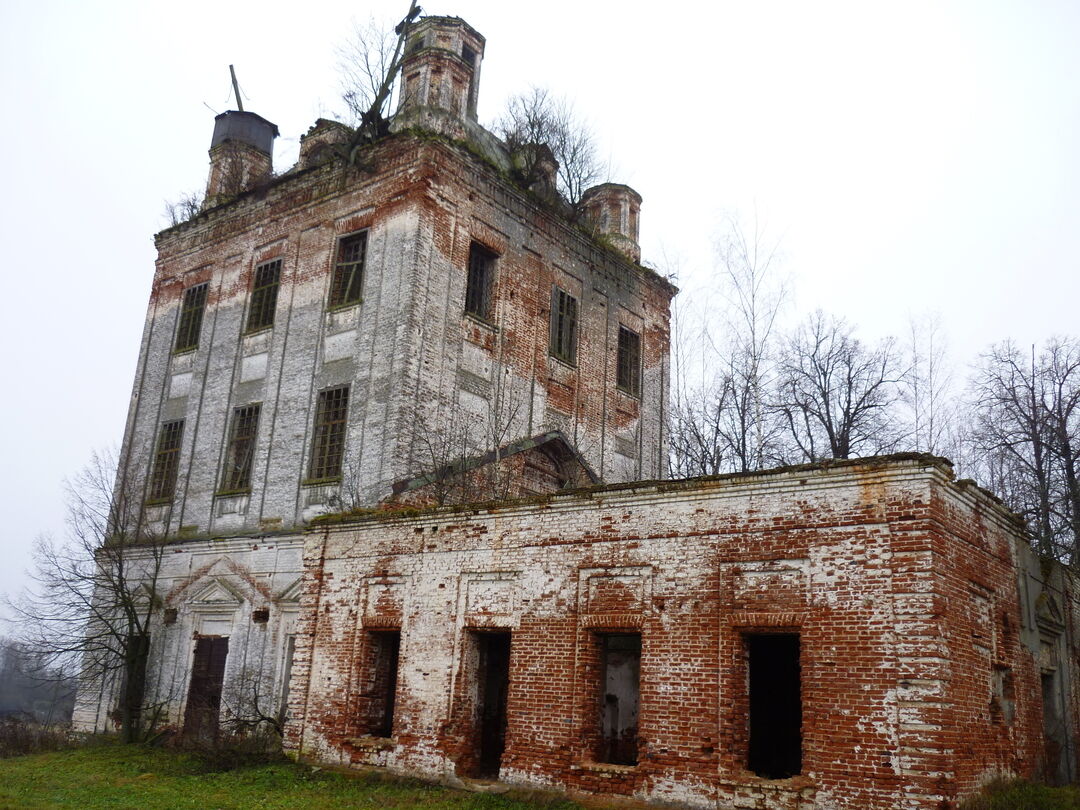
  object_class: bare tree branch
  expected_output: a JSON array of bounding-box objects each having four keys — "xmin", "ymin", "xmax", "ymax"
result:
[
  {"xmin": 6, "ymin": 449, "xmax": 168, "ymax": 743},
  {"xmin": 774, "ymin": 311, "xmax": 902, "ymax": 462},
  {"xmin": 496, "ymin": 86, "xmax": 602, "ymax": 208}
]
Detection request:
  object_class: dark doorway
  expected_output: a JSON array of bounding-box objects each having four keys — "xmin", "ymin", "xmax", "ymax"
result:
[
  {"xmin": 468, "ymin": 631, "xmax": 511, "ymax": 778},
  {"xmin": 357, "ymin": 630, "xmax": 401, "ymax": 738},
  {"xmin": 747, "ymin": 633, "xmax": 801, "ymax": 779},
  {"xmin": 1042, "ymin": 671, "xmax": 1068, "ymax": 785},
  {"xmin": 183, "ymin": 636, "xmax": 228, "ymax": 740},
  {"xmin": 599, "ymin": 633, "xmax": 641, "ymax": 765}
]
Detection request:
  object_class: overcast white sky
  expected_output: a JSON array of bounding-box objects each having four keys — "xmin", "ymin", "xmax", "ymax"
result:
[{"xmin": 2, "ymin": 0, "xmax": 1078, "ymax": 612}]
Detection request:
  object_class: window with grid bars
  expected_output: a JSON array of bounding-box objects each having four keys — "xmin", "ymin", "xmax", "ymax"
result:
[
  {"xmin": 245, "ymin": 260, "xmax": 281, "ymax": 333},
  {"xmin": 220, "ymin": 404, "xmax": 260, "ymax": 492},
  {"xmin": 308, "ymin": 386, "xmax": 349, "ymax": 481},
  {"xmin": 148, "ymin": 420, "xmax": 184, "ymax": 502},
  {"xmin": 465, "ymin": 242, "xmax": 495, "ymax": 320},
  {"xmin": 616, "ymin": 326, "xmax": 641, "ymax": 396},
  {"xmin": 549, "ymin": 287, "xmax": 578, "ymax": 364},
  {"xmin": 329, "ymin": 233, "xmax": 367, "ymax": 307},
  {"xmin": 174, "ymin": 283, "xmax": 208, "ymax": 353}
]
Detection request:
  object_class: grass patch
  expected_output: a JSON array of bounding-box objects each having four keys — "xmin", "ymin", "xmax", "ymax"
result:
[
  {"xmin": 961, "ymin": 779, "xmax": 1080, "ymax": 809},
  {"xmin": 0, "ymin": 744, "xmax": 584, "ymax": 810}
]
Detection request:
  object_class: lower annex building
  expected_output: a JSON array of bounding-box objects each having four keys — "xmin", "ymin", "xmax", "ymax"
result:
[{"xmin": 73, "ymin": 13, "xmax": 1080, "ymax": 810}]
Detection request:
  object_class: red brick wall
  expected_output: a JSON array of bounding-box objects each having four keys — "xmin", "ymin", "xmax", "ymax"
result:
[{"xmin": 284, "ymin": 457, "xmax": 1067, "ymax": 809}]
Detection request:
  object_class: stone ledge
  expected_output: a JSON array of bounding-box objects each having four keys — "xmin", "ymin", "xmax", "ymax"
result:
[
  {"xmin": 345, "ymin": 735, "xmax": 396, "ymax": 752},
  {"xmin": 575, "ymin": 759, "xmax": 637, "ymax": 776}
]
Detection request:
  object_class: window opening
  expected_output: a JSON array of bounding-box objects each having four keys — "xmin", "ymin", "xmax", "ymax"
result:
[
  {"xmin": 184, "ymin": 636, "xmax": 229, "ymax": 740},
  {"xmin": 465, "ymin": 242, "xmax": 496, "ymax": 320},
  {"xmin": 245, "ymin": 259, "xmax": 281, "ymax": 332},
  {"xmin": 746, "ymin": 633, "xmax": 802, "ymax": 779},
  {"xmin": 220, "ymin": 403, "xmax": 260, "ymax": 492},
  {"xmin": 356, "ymin": 630, "xmax": 401, "ymax": 738},
  {"xmin": 221, "ymin": 404, "xmax": 260, "ymax": 492},
  {"xmin": 329, "ymin": 232, "xmax": 367, "ymax": 307},
  {"xmin": 599, "ymin": 633, "xmax": 640, "ymax": 765},
  {"xmin": 616, "ymin": 326, "xmax": 641, "ymax": 396},
  {"xmin": 549, "ymin": 287, "xmax": 578, "ymax": 364},
  {"xmin": 148, "ymin": 420, "xmax": 184, "ymax": 502},
  {"xmin": 174, "ymin": 283, "xmax": 208, "ymax": 353},
  {"xmin": 308, "ymin": 386, "xmax": 349, "ymax": 481}
]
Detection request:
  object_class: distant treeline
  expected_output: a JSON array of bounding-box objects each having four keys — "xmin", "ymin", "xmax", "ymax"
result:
[{"xmin": 0, "ymin": 638, "xmax": 75, "ymax": 724}]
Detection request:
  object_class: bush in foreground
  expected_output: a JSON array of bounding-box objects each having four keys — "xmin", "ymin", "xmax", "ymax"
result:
[
  {"xmin": 0, "ymin": 715, "xmax": 75, "ymax": 759},
  {"xmin": 961, "ymin": 779, "xmax": 1080, "ymax": 809}
]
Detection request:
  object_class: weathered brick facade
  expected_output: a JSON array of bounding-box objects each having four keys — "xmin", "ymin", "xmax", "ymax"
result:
[
  {"xmin": 285, "ymin": 456, "xmax": 1080, "ymax": 809},
  {"xmin": 116, "ymin": 16, "xmax": 672, "ymax": 541},
  {"xmin": 77, "ymin": 13, "xmax": 1080, "ymax": 810}
]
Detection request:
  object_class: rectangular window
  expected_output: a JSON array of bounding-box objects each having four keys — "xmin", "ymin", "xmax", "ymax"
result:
[
  {"xmin": 221, "ymin": 404, "xmax": 260, "ymax": 492},
  {"xmin": 598, "ymin": 633, "xmax": 640, "ymax": 765},
  {"xmin": 465, "ymin": 241, "xmax": 496, "ymax": 320},
  {"xmin": 746, "ymin": 633, "xmax": 802, "ymax": 779},
  {"xmin": 174, "ymin": 283, "xmax": 208, "ymax": 353},
  {"xmin": 245, "ymin": 260, "xmax": 281, "ymax": 333},
  {"xmin": 329, "ymin": 232, "xmax": 367, "ymax": 307},
  {"xmin": 549, "ymin": 287, "xmax": 578, "ymax": 364},
  {"xmin": 616, "ymin": 325, "xmax": 641, "ymax": 396},
  {"xmin": 308, "ymin": 386, "xmax": 349, "ymax": 480},
  {"xmin": 148, "ymin": 420, "xmax": 184, "ymax": 502},
  {"xmin": 356, "ymin": 630, "xmax": 401, "ymax": 738}
]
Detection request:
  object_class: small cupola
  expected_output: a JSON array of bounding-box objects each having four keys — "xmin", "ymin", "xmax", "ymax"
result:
[
  {"xmin": 393, "ymin": 16, "xmax": 485, "ymax": 138},
  {"xmin": 581, "ymin": 183, "xmax": 643, "ymax": 263},
  {"xmin": 204, "ymin": 110, "xmax": 279, "ymax": 208}
]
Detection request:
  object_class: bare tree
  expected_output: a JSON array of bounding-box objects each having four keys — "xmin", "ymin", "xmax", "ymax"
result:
[
  {"xmin": 970, "ymin": 341, "xmax": 1056, "ymax": 556},
  {"xmin": 668, "ymin": 215, "xmax": 787, "ymax": 477},
  {"xmin": 322, "ymin": 1, "xmax": 423, "ymax": 166},
  {"xmin": 496, "ymin": 87, "xmax": 602, "ymax": 207},
  {"xmin": 1044, "ymin": 338, "xmax": 1080, "ymax": 559},
  {"xmin": 968, "ymin": 338, "xmax": 1080, "ymax": 562},
  {"xmin": 712, "ymin": 213, "xmax": 787, "ymax": 471},
  {"xmin": 220, "ymin": 665, "xmax": 285, "ymax": 740},
  {"xmin": 163, "ymin": 191, "xmax": 204, "ymax": 227},
  {"xmin": 774, "ymin": 311, "xmax": 902, "ymax": 462},
  {"xmin": 404, "ymin": 382, "xmax": 528, "ymax": 506},
  {"xmin": 7, "ymin": 450, "xmax": 167, "ymax": 743},
  {"xmin": 336, "ymin": 16, "xmax": 399, "ymax": 126},
  {"xmin": 902, "ymin": 312, "xmax": 955, "ymax": 456}
]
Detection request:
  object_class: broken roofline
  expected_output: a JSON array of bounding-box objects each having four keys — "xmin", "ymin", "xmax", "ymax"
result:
[
  {"xmin": 314, "ymin": 451, "xmax": 1023, "ymax": 532},
  {"xmin": 390, "ymin": 429, "xmax": 600, "ymax": 496},
  {"xmin": 154, "ymin": 130, "xmax": 676, "ymax": 295}
]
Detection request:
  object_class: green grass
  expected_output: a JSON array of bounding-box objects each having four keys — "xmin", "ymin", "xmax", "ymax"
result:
[
  {"xmin": 0, "ymin": 744, "xmax": 584, "ymax": 810},
  {"xmin": 960, "ymin": 779, "xmax": 1080, "ymax": 810}
]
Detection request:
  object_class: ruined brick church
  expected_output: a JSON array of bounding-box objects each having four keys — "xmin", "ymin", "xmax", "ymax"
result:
[{"xmin": 74, "ymin": 14, "xmax": 1080, "ymax": 810}]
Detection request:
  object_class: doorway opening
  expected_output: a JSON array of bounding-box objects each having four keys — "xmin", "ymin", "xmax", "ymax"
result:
[
  {"xmin": 183, "ymin": 636, "xmax": 228, "ymax": 740},
  {"xmin": 356, "ymin": 630, "xmax": 401, "ymax": 737},
  {"xmin": 746, "ymin": 633, "xmax": 801, "ymax": 779},
  {"xmin": 463, "ymin": 631, "xmax": 511, "ymax": 778}
]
